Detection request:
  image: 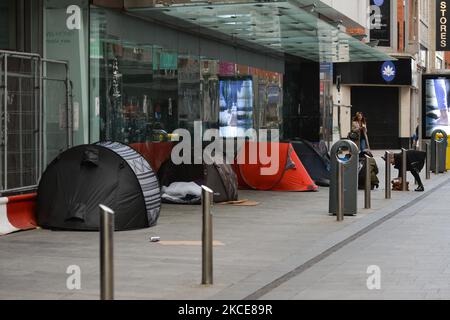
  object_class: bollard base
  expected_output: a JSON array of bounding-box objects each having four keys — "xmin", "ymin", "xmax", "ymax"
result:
[
  {"xmin": 200, "ymin": 283, "xmax": 214, "ymax": 287},
  {"xmin": 329, "ymin": 213, "xmax": 357, "ymax": 217}
]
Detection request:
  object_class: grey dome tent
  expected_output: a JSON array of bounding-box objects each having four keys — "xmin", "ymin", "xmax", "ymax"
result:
[
  {"xmin": 37, "ymin": 141, "xmax": 161, "ymax": 231},
  {"xmin": 158, "ymin": 154, "xmax": 238, "ymax": 204}
]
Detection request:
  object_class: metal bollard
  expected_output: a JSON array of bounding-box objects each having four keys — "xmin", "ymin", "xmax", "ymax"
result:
[
  {"xmin": 401, "ymin": 148, "xmax": 407, "ymax": 191},
  {"xmin": 201, "ymin": 185, "xmax": 213, "ymax": 285},
  {"xmin": 364, "ymin": 155, "xmax": 371, "ymax": 209},
  {"xmin": 435, "ymin": 141, "xmax": 440, "ymax": 175},
  {"xmin": 99, "ymin": 204, "xmax": 114, "ymax": 300},
  {"xmin": 385, "ymin": 151, "xmax": 391, "ymax": 199},
  {"xmin": 337, "ymin": 162, "xmax": 344, "ymax": 221},
  {"xmin": 426, "ymin": 142, "xmax": 431, "ymax": 180}
]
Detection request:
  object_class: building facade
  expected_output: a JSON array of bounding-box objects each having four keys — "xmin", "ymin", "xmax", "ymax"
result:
[
  {"xmin": 1, "ymin": 0, "xmax": 392, "ymax": 193},
  {"xmin": 333, "ymin": 0, "xmax": 449, "ymax": 150}
]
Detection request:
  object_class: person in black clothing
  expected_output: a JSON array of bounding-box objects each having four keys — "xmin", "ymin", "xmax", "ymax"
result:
[{"xmin": 387, "ymin": 150, "xmax": 426, "ymax": 192}]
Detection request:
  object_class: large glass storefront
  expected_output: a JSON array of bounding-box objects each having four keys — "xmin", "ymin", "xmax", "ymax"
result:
[
  {"xmin": 89, "ymin": 6, "xmax": 284, "ymax": 147},
  {"xmin": 38, "ymin": 1, "xmax": 358, "ymax": 168}
]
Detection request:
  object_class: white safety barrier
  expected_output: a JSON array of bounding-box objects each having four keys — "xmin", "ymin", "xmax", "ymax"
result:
[{"xmin": 0, "ymin": 194, "xmax": 37, "ymax": 236}]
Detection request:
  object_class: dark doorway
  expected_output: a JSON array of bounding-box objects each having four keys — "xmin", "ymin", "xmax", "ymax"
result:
[
  {"xmin": 283, "ymin": 59, "xmax": 320, "ymax": 142},
  {"xmin": 351, "ymin": 86, "xmax": 400, "ymax": 149}
]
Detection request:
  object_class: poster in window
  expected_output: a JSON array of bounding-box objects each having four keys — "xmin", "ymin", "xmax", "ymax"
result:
[
  {"xmin": 423, "ymin": 76, "xmax": 450, "ymax": 138},
  {"xmin": 219, "ymin": 77, "xmax": 253, "ymax": 137}
]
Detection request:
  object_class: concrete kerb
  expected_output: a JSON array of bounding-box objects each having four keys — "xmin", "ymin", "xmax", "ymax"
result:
[{"xmin": 210, "ymin": 171, "xmax": 450, "ymax": 300}]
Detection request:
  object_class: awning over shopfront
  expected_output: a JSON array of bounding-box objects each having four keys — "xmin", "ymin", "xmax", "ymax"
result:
[
  {"xmin": 125, "ymin": 0, "xmax": 393, "ymax": 63},
  {"xmin": 334, "ymin": 57, "xmax": 415, "ymax": 87}
]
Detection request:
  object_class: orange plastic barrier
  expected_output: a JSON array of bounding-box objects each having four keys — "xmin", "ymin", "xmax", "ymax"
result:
[{"xmin": 0, "ymin": 193, "xmax": 37, "ymax": 235}]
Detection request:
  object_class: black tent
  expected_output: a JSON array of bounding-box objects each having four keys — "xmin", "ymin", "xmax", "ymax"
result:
[
  {"xmin": 158, "ymin": 154, "xmax": 238, "ymax": 204},
  {"xmin": 37, "ymin": 141, "xmax": 161, "ymax": 231},
  {"xmin": 291, "ymin": 140, "xmax": 331, "ymax": 187}
]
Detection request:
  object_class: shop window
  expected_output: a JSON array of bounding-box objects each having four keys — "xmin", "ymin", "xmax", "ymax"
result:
[
  {"xmin": 436, "ymin": 57, "xmax": 443, "ymax": 70},
  {"xmin": 419, "ymin": 46, "xmax": 428, "ymax": 68},
  {"xmin": 92, "ymin": 41, "xmax": 181, "ymax": 143},
  {"xmin": 89, "ymin": 6, "xmax": 283, "ymax": 148}
]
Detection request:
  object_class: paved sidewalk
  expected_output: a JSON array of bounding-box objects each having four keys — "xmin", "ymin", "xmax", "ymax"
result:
[
  {"xmin": 0, "ymin": 150, "xmax": 447, "ymax": 299},
  {"xmin": 260, "ymin": 177, "xmax": 450, "ymax": 300}
]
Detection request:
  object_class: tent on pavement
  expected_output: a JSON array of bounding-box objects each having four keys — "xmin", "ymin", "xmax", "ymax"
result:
[
  {"xmin": 233, "ymin": 142, "xmax": 318, "ymax": 191},
  {"xmin": 158, "ymin": 154, "xmax": 238, "ymax": 204},
  {"xmin": 37, "ymin": 141, "xmax": 161, "ymax": 231},
  {"xmin": 291, "ymin": 139, "xmax": 331, "ymax": 187}
]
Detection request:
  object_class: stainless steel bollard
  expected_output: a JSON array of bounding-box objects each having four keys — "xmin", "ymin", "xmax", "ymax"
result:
[
  {"xmin": 401, "ymin": 148, "xmax": 408, "ymax": 191},
  {"xmin": 364, "ymin": 155, "xmax": 371, "ymax": 209},
  {"xmin": 99, "ymin": 204, "xmax": 114, "ymax": 300},
  {"xmin": 426, "ymin": 142, "xmax": 431, "ymax": 180},
  {"xmin": 201, "ymin": 185, "xmax": 213, "ymax": 285},
  {"xmin": 385, "ymin": 151, "xmax": 391, "ymax": 199},
  {"xmin": 337, "ymin": 162, "xmax": 344, "ymax": 221},
  {"xmin": 435, "ymin": 141, "xmax": 439, "ymax": 175}
]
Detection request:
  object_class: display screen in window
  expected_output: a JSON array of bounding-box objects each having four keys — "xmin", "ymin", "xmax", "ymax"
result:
[
  {"xmin": 424, "ymin": 77, "xmax": 450, "ymax": 138},
  {"xmin": 219, "ymin": 77, "xmax": 254, "ymax": 137}
]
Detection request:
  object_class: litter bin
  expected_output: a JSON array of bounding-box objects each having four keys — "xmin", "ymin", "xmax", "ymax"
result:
[
  {"xmin": 329, "ymin": 139, "xmax": 359, "ymax": 216},
  {"xmin": 431, "ymin": 129, "xmax": 447, "ymax": 173}
]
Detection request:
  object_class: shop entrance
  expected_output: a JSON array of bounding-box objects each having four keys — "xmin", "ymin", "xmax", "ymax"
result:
[{"xmin": 351, "ymin": 86, "xmax": 400, "ymax": 150}]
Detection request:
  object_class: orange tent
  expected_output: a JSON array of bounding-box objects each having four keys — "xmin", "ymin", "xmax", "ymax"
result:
[
  {"xmin": 130, "ymin": 142, "xmax": 175, "ymax": 172},
  {"xmin": 233, "ymin": 142, "xmax": 318, "ymax": 191}
]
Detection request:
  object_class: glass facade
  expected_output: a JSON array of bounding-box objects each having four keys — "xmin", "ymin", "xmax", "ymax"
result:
[
  {"xmin": 89, "ymin": 6, "xmax": 283, "ymax": 147},
  {"xmin": 38, "ymin": 3, "xmax": 388, "ymax": 153},
  {"xmin": 0, "ymin": 1, "xmax": 399, "ymax": 193}
]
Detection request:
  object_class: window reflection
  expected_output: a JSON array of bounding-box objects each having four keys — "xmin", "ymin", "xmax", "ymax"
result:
[{"xmin": 90, "ymin": 6, "xmax": 284, "ymax": 146}]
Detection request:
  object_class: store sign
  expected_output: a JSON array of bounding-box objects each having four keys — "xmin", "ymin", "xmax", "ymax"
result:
[
  {"xmin": 219, "ymin": 62, "xmax": 235, "ymax": 76},
  {"xmin": 334, "ymin": 58, "xmax": 412, "ymax": 86},
  {"xmin": 381, "ymin": 61, "xmax": 396, "ymax": 82},
  {"xmin": 437, "ymin": 0, "xmax": 450, "ymax": 51}
]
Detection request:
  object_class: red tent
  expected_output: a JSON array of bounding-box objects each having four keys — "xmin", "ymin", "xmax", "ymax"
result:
[{"xmin": 233, "ymin": 142, "xmax": 318, "ymax": 191}]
